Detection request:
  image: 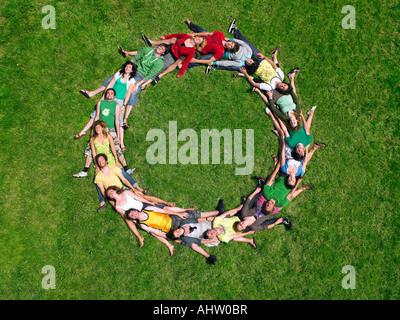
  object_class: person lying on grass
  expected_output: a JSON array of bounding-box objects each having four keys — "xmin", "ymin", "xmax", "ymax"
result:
[
  {"xmin": 93, "ymin": 153, "xmax": 146, "ymax": 213},
  {"xmin": 183, "ymin": 19, "xmax": 242, "ymax": 70},
  {"xmin": 265, "ymin": 104, "xmax": 320, "ymax": 160},
  {"xmin": 123, "ymin": 203, "xmax": 223, "ymax": 256},
  {"xmin": 234, "ymin": 180, "xmax": 293, "ymax": 233},
  {"xmin": 77, "ymin": 61, "xmax": 138, "ymax": 149},
  {"xmin": 113, "ymin": 43, "xmax": 168, "ymax": 127},
  {"xmin": 227, "ymin": 18, "xmax": 292, "ymax": 93},
  {"xmin": 105, "ymin": 186, "xmax": 194, "ymax": 248},
  {"xmin": 257, "ymin": 154, "xmax": 315, "ymax": 211},
  {"xmin": 137, "ymin": 32, "xmax": 206, "ymax": 86},
  {"xmin": 203, "ymin": 204, "xmax": 257, "ymax": 249},
  {"xmin": 269, "ymin": 114, "xmax": 326, "ymax": 185},
  {"xmin": 73, "ymin": 91, "xmax": 135, "ymax": 178},
  {"xmin": 251, "ymin": 69, "xmax": 302, "ymax": 134},
  {"xmin": 167, "ymin": 218, "xmax": 220, "ymax": 265}
]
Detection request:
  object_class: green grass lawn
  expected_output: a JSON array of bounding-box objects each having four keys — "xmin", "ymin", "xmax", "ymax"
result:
[{"xmin": 0, "ymin": 0, "xmax": 399, "ymax": 300}]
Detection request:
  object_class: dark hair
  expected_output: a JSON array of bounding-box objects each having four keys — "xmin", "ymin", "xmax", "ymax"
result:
[
  {"xmin": 284, "ymin": 175, "xmax": 300, "ymax": 189},
  {"xmin": 203, "ymin": 230, "xmax": 211, "ymax": 239},
  {"xmin": 167, "ymin": 230, "xmax": 178, "ymax": 241},
  {"xmin": 95, "ymin": 153, "xmax": 108, "ymax": 166},
  {"xmin": 275, "ymin": 82, "xmax": 293, "ymax": 95},
  {"xmin": 105, "ymin": 88, "xmax": 116, "ymax": 97},
  {"xmin": 158, "ymin": 43, "xmax": 170, "ymax": 55},
  {"xmin": 245, "ymin": 59, "xmax": 260, "ymax": 74},
  {"xmin": 291, "ymin": 149, "xmax": 305, "ymax": 162},
  {"xmin": 228, "ymin": 42, "xmax": 240, "ymax": 53},
  {"xmin": 232, "ymin": 221, "xmax": 241, "ymax": 232},
  {"xmin": 105, "ymin": 185, "xmax": 124, "ymax": 201},
  {"xmin": 119, "ymin": 61, "xmax": 137, "ymax": 80},
  {"xmin": 124, "ymin": 208, "xmax": 138, "ymax": 221},
  {"xmin": 261, "ymin": 202, "xmax": 274, "ymax": 215}
]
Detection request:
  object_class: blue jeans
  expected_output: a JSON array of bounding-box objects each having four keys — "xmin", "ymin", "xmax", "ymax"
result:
[
  {"xmin": 232, "ymin": 29, "xmax": 262, "ymax": 63},
  {"xmin": 186, "ymin": 21, "xmax": 221, "ymax": 70}
]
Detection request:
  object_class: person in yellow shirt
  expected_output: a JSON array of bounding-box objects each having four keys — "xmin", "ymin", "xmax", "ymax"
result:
[
  {"xmin": 124, "ymin": 200, "xmax": 225, "ymax": 256},
  {"xmin": 204, "ymin": 204, "xmax": 257, "ymax": 248}
]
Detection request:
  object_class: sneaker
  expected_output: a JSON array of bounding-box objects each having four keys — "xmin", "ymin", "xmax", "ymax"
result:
[
  {"xmin": 73, "ymin": 171, "xmax": 88, "ymax": 178},
  {"xmin": 228, "ymin": 18, "xmax": 237, "ymax": 34},
  {"xmin": 126, "ymin": 168, "xmax": 137, "ymax": 175},
  {"xmin": 216, "ymin": 199, "xmax": 225, "ymax": 215},
  {"xmin": 283, "ymin": 217, "xmax": 292, "ymax": 230},
  {"xmin": 307, "ymin": 106, "xmax": 317, "ymax": 115},
  {"xmin": 97, "ymin": 202, "xmax": 107, "ymax": 213},
  {"xmin": 154, "ymin": 75, "xmax": 160, "ymax": 84},
  {"xmin": 142, "ymin": 34, "xmax": 152, "ymax": 47},
  {"xmin": 205, "ymin": 65, "xmax": 214, "ymax": 74},
  {"xmin": 253, "ymin": 176, "xmax": 265, "ymax": 188}
]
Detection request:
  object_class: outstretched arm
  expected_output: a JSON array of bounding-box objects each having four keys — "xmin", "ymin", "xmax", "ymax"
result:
[
  {"xmin": 238, "ymin": 67, "xmax": 261, "ymax": 88},
  {"xmin": 265, "ymin": 159, "xmax": 281, "ymax": 186}
]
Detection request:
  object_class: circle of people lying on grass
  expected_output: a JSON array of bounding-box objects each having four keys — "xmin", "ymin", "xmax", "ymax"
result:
[{"xmin": 74, "ymin": 19, "xmax": 326, "ymax": 265}]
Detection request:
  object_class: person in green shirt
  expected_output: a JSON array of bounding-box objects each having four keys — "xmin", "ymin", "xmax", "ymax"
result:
[
  {"xmin": 119, "ymin": 44, "xmax": 168, "ymax": 125},
  {"xmin": 261, "ymin": 152, "xmax": 315, "ymax": 209}
]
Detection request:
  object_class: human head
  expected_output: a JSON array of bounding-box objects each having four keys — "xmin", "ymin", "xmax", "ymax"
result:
[
  {"xmin": 155, "ymin": 43, "xmax": 169, "ymax": 56},
  {"xmin": 170, "ymin": 227, "xmax": 185, "ymax": 240},
  {"xmin": 262, "ymin": 199, "xmax": 276, "ymax": 214},
  {"xmin": 275, "ymin": 82, "xmax": 293, "ymax": 95},
  {"xmin": 233, "ymin": 221, "xmax": 244, "ymax": 232},
  {"xmin": 291, "ymin": 148, "xmax": 305, "ymax": 162},
  {"xmin": 194, "ymin": 36, "xmax": 207, "ymax": 51},
  {"xmin": 224, "ymin": 41, "xmax": 240, "ymax": 53},
  {"xmin": 245, "ymin": 59, "xmax": 260, "ymax": 74},
  {"xmin": 204, "ymin": 228, "xmax": 219, "ymax": 239},
  {"xmin": 124, "ymin": 208, "xmax": 140, "ymax": 221},
  {"xmin": 295, "ymin": 143, "xmax": 305, "ymax": 157},
  {"xmin": 95, "ymin": 153, "xmax": 108, "ymax": 168},
  {"xmin": 92, "ymin": 120, "xmax": 108, "ymax": 138},
  {"xmin": 120, "ymin": 61, "xmax": 138, "ymax": 79},
  {"xmin": 105, "ymin": 88, "xmax": 116, "ymax": 101},
  {"xmin": 285, "ymin": 173, "xmax": 299, "ymax": 189},
  {"xmin": 105, "ymin": 185, "xmax": 124, "ymax": 201}
]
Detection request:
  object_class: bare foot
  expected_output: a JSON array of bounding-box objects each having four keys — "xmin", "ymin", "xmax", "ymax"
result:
[{"xmin": 250, "ymin": 238, "xmax": 257, "ymax": 249}]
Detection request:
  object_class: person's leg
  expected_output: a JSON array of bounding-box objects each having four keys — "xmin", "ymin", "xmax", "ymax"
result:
[
  {"xmin": 232, "ymin": 29, "xmax": 261, "ymax": 58},
  {"xmin": 75, "ymin": 117, "xmax": 94, "ymax": 138},
  {"xmin": 148, "ymin": 37, "xmax": 176, "ymax": 47},
  {"xmin": 186, "ymin": 19, "xmax": 208, "ymax": 33},
  {"xmin": 186, "ymin": 53, "xmax": 213, "ymax": 69},
  {"xmin": 121, "ymin": 169, "xmax": 138, "ymax": 187},
  {"xmin": 233, "ymin": 237, "xmax": 257, "ymax": 248},
  {"xmin": 158, "ymin": 59, "xmax": 181, "ymax": 79},
  {"xmin": 124, "ymin": 84, "xmax": 142, "ymax": 122}
]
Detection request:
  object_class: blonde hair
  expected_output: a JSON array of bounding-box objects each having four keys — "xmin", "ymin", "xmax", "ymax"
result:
[
  {"xmin": 194, "ymin": 35, "xmax": 207, "ymax": 52},
  {"xmin": 91, "ymin": 120, "xmax": 109, "ymax": 138}
]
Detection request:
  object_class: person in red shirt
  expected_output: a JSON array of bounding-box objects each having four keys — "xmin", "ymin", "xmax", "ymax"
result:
[
  {"xmin": 185, "ymin": 19, "xmax": 239, "ymax": 69},
  {"xmin": 141, "ymin": 33, "xmax": 206, "ymax": 82}
]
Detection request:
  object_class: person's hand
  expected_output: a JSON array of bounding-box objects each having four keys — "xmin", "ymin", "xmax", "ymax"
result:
[
  {"xmin": 207, "ymin": 61, "xmax": 214, "ymax": 66},
  {"xmin": 256, "ymin": 52, "xmax": 266, "ymax": 59},
  {"xmin": 178, "ymin": 212, "xmax": 189, "ymax": 219},
  {"xmin": 238, "ymin": 67, "xmax": 247, "ymax": 74},
  {"xmin": 159, "ymin": 36, "xmax": 165, "ymax": 40},
  {"xmin": 138, "ymin": 237, "xmax": 144, "ymax": 248},
  {"xmin": 266, "ymin": 90, "xmax": 273, "ymax": 98}
]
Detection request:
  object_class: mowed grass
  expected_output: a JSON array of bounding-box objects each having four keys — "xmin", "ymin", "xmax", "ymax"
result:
[{"xmin": 0, "ymin": 0, "xmax": 399, "ymax": 300}]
